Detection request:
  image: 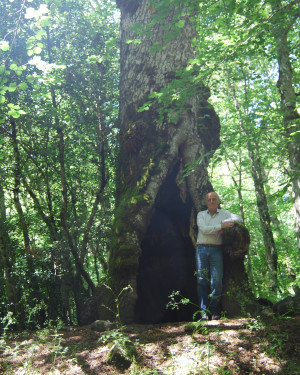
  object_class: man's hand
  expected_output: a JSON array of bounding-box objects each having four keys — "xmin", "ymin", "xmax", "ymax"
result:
[{"xmin": 221, "ymin": 221, "xmax": 234, "ymax": 229}]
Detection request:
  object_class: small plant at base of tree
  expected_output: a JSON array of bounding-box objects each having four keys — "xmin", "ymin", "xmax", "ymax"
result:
[
  {"xmin": 0, "ymin": 311, "xmax": 16, "ymax": 337},
  {"xmin": 167, "ymin": 290, "xmax": 210, "ymax": 335},
  {"xmin": 101, "ymin": 283, "xmax": 133, "ymax": 327}
]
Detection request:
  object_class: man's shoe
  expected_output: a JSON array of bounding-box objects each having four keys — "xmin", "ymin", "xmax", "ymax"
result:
[{"xmin": 211, "ymin": 315, "xmax": 220, "ymax": 320}]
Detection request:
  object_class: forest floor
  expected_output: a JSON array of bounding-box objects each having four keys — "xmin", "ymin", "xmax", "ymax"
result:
[{"xmin": 0, "ymin": 315, "xmax": 299, "ymax": 375}]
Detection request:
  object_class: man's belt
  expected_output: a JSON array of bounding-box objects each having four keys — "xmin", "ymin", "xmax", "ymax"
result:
[{"xmin": 198, "ymin": 244, "xmax": 222, "ymax": 247}]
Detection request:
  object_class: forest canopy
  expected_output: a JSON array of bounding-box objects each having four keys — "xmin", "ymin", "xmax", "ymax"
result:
[{"xmin": 0, "ymin": 0, "xmax": 299, "ymax": 329}]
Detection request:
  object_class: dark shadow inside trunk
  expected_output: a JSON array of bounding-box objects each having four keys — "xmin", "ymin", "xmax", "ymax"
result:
[{"xmin": 135, "ymin": 163, "xmax": 198, "ymax": 323}]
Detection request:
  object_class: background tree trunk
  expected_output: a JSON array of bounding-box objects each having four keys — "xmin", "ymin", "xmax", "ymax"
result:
[
  {"xmin": 272, "ymin": 8, "xmax": 300, "ymax": 250},
  {"xmin": 0, "ymin": 183, "xmax": 18, "ymax": 317},
  {"xmin": 225, "ymin": 70, "xmax": 278, "ymax": 291},
  {"xmin": 107, "ymin": 0, "xmax": 256, "ymax": 324}
]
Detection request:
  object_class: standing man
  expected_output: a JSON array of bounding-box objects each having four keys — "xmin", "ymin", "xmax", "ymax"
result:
[{"xmin": 196, "ymin": 191, "xmax": 242, "ymax": 320}]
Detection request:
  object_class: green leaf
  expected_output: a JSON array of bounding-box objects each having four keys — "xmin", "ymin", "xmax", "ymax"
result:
[
  {"xmin": 9, "ymin": 64, "xmax": 18, "ymax": 71},
  {"xmin": 0, "ymin": 41, "xmax": 9, "ymax": 51},
  {"xmin": 8, "ymin": 109, "xmax": 20, "ymax": 118},
  {"xmin": 27, "ymin": 36, "xmax": 35, "ymax": 48},
  {"xmin": 10, "ymin": 64, "xmax": 24, "ymax": 76},
  {"xmin": 26, "ymin": 75, "xmax": 35, "ymax": 83},
  {"xmin": 36, "ymin": 30, "xmax": 47, "ymax": 40},
  {"xmin": 33, "ymin": 46, "xmax": 42, "ymax": 54},
  {"xmin": 19, "ymin": 82, "xmax": 28, "ymax": 90},
  {"xmin": 0, "ymin": 95, "xmax": 5, "ymax": 104},
  {"xmin": 126, "ymin": 39, "xmax": 141, "ymax": 45},
  {"xmin": 175, "ymin": 20, "xmax": 185, "ymax": 28},
  {"xmin": 8, "ymin": 83, "xmax": 17, "ymax": 92}
]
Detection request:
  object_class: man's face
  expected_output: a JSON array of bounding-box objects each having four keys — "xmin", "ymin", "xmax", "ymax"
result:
[{"xmin": 206, "ymin": 192, "xmax": 220, "ymax": 213}]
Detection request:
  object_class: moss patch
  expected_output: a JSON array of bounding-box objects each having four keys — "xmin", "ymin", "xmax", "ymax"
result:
[{"xmin": 223, "ymin": 222, "xmax": 250, "ymax": 259}]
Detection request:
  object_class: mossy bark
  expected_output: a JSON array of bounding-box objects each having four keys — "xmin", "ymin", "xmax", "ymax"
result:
[{"xmin": 222, "ymin": 223, "xmax": 256, "ymax": 316}]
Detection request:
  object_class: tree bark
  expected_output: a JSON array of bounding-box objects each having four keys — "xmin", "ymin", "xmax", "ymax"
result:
[
  {"xmin": 106, "ymin": 0, "xmax": 255, "ymax": 323},
  {"xmin": 272, "ymin": 4, "xmax": 300, "ymax": 250},
  {"xmin": 0, "ymin": 183, "xmax": 18, "ymax": 316},
  {"xmin": 224, "ymin": 151, "xmax": 245, "ymax": 221},
  {"xmin": 10, "ymin": 118, "xmax": 39, "ymax": 273}
]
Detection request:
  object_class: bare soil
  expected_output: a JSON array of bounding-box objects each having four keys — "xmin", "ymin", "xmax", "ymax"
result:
[{"xmin": 0, "ymin": 316, "xmax": 299, "ymax": 374}]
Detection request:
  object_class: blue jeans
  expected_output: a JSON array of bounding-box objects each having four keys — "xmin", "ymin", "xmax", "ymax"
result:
[{"xmin": 195, "ymin": 245, "xmax": 223, "ymax": 315}]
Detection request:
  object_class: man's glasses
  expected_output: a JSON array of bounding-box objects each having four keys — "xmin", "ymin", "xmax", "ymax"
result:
[{"xmin": 206, "ymin": 198, "xmax": 218, "ymax": 202}]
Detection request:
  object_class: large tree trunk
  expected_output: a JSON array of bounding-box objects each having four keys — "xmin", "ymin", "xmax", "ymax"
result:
[{"xmin": 107, "ymin": 0, "xmax": 255, "ymax": 324}]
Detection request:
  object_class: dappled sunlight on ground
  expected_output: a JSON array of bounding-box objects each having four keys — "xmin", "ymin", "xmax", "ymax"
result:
[{"xmin": 0, "ymin": 316, "xmax": 299, "ymax": 374}]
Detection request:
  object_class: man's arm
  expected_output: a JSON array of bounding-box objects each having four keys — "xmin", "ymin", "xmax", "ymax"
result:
[
  {"xmin": 197, "ymin": 211, "xmax": 234, "ymax": 234},
  {"xmin": 197, "ymin": 212, "xmax": 222, "ymax": 234}
]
